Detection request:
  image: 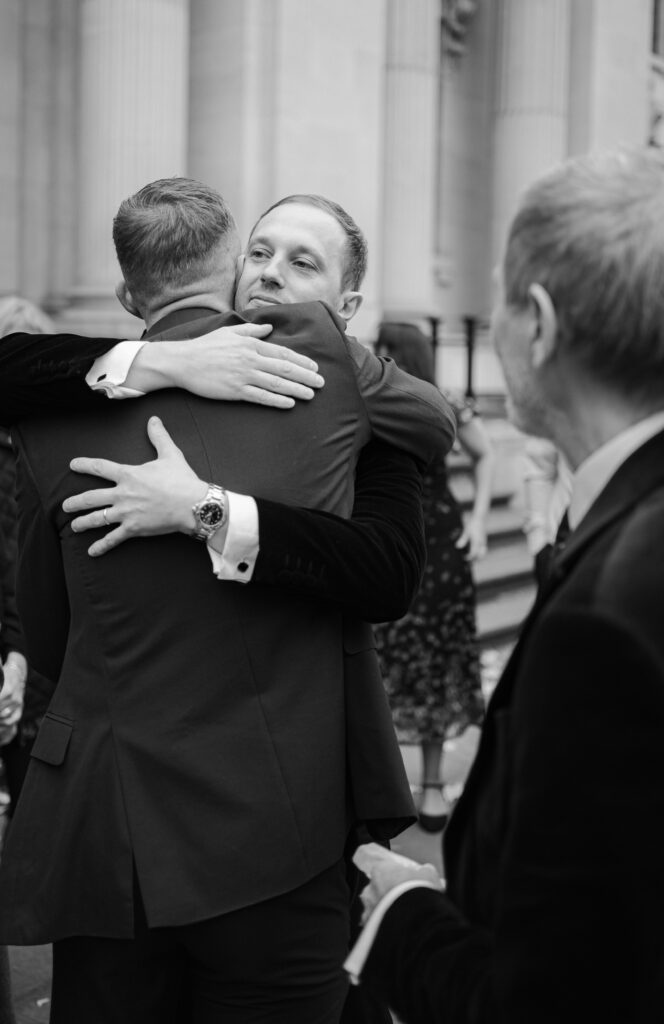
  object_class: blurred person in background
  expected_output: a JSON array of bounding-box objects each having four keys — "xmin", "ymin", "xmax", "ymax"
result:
[
  {"xmin": 0, "ymin": 520, "xmax": 18, "ymax": 1024},
  {"xmin": 373, "ymin": 323, "xmax": 494, "ymax": 832},
  {"xmin": 0, "ymin": 298, "xmax": 57, "ymax": 814},
  {"xmin": 521, "ymin": 434, "xmax": 573, "ymax": 586},
  {"xmin": 0, "ymin": 298, "xmax": 58, "ymax": 1024}
]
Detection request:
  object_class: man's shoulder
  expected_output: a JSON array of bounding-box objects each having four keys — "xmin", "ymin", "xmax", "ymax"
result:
[{"xmin": 242, "ymin": 301, "xmax": 347, "ymax": 338}]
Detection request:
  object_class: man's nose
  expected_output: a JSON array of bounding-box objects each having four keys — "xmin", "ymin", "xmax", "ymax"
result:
[{"xmin": 260, "ymin": 257, "xmax": 284, "ymax": 287}]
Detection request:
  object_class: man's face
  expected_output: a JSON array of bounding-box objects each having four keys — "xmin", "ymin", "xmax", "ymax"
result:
[
  {"xmin": 234, "ymin": 203, "xmax": 360, "ymax": 319},
  {"xmin": 491, "ymin": 266, "xmax": 549, "ymax": 436}
]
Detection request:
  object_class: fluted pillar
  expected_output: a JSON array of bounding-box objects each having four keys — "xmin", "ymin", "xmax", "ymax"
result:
[
  {"xmin": 188, "ymin": 0, "xmax": 386, "ymax": 343},
  {"xmin": 381, "ymin": 0, "xmax": 440, "ymax": 318},
  {"xmin": 62, "ymin": 0, "xmax": 189, "ymax": 332},
  {"xmin": 568, "ymin": 0, "xmax": 651, "ymax": 154},
  {"xmin": 0, "ymin": 0, "xmax": 21, "ymax": 296},
  {"xmin": 491, "ymin": 0, "xmax": 570, "ymax": 265}
]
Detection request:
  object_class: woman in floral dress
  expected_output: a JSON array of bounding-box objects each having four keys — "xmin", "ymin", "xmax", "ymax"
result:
[{"xmin": 374, "ymin": 323, "xmax": 494, "ymax": 831}]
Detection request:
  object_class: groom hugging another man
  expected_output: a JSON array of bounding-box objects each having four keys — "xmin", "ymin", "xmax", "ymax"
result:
[{"xmin": 0, "ymin": 178, "xmax": 454, "ymax": 1023}]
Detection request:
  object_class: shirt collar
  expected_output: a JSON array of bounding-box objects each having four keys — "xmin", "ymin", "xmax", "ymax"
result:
[{"xmin": 569, "ymin": 410, "xmax": 664, "ymax": 529}]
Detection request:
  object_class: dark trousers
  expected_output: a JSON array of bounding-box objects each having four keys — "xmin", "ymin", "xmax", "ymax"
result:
[{"xmin": 51, "ymin": 860, "xmax": 350, "ymax": 1024}]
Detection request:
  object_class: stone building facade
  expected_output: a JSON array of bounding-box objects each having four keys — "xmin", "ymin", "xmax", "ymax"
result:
[{"xmin": 0, "ymin": 0, "xmax": 658, "ymax": 393}]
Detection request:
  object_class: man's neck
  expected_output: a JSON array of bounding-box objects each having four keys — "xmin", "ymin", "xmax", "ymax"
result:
[
  {"xmin": 550, "ymin": 385, "xmax": 664, "ymax": 471},
  {"xmin": 143, "ymin": 293, "xmax": 233, "ymax": 331}
]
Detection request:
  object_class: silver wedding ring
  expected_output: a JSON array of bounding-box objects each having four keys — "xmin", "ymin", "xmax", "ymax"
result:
[{"xmin": 102, "ymin": 508, "xmax": 109, "ymax": 527}]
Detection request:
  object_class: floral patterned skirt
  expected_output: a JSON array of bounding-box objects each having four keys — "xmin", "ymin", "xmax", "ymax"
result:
[{"xmin": 374, "ymin": 487, "xmax": 485, "ymax": 743}]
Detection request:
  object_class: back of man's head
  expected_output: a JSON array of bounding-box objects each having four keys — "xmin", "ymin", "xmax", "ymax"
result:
[
  {"xmin": 504, "ymin": 147, "xmax": 664, "ymax": 404},
  {"xmin": 113, "ymin": 177, "xmax": 239, "ymax": 313}
]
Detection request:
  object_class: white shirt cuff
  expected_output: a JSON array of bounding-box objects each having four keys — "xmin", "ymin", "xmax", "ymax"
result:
[
  {"xmin": 344, "ymin": 881, "xmax": 442, "ymax": 984},
  {"xmin": 207, "ymin": 492, "xmax": 259, "ymax": 583},
  {"xmin": 86, "ymin": 341, "xmax": 147, "ymax": 398}
]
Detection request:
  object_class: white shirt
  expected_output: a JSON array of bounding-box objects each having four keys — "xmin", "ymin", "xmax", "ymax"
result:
[
  {"xmin": 85, "ymin": 343, "xmax": 259, "ymax": 582},
  {"xmin": 343, "ymin": 881, "xmax": 442, "ymax": 984}
]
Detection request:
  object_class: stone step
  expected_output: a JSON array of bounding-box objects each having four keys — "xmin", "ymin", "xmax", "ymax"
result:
[
  {"xmin": 473, "ymin": 540, "xmax": 533, "ymax": 595},
  {"xmin": 476, "ymin": 585, "xmax": 535, "ymax": 648},
  {"xmin": 449, "ymin": 468, "xmax": 515, "ymax": 508},
  {"xmin": 484, "ymin": 504, "xmax": 526, "ymax": 545}
]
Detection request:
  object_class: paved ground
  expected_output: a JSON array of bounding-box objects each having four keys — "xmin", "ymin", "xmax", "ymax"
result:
[{"xmin": 4, "ymin": 728, "xmax": 481, "ymax": 1022}]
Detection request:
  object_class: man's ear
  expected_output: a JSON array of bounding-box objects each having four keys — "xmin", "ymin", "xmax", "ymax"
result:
[
  {"xmin": 115, "ymin": 281, "xmax": 142, "ymax": 320},
  {"xmin": 528, "ymin": 283, "xmax": 558, "ymax": 368},
  {"xmin": 337, "ymin": 291, "xmax": 363, "ymax": 323}
]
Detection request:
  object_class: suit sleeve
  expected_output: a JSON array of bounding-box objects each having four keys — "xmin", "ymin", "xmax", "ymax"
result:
[
  {"xmin": 12, "ymin": 429, "xmax": 70, "ymax": 682},
  {"xmin": 343, "ymin": 334, "xmax": 457, "ymax": 466},
  {"xmin": 0, "ymin": 331, "xmax": 122, "ymax": 425},
  {"xmin": 252, "ymin": 441, "xmax": 426, "ymax": 622},
  {"xmin": 363, "ymin": 607, "xmax": 664, "ymax": 1024}
]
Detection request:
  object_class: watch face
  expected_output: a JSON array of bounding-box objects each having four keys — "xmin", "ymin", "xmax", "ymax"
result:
[{"xmin": 199, "ymin": 501, "xmax": 224, "ymax": 527}]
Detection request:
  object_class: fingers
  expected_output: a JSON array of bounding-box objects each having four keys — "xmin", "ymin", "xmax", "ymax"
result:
[
  {"xmin": 254, "ymin": 358, "xmax": 323, "ymax": 393},
  {"xmin": 68, "ymin": 506, "xmax": 115, "ymax": 535},
  {"xmin": 251, "ymin": 370, "xmax": 319, "ymax": 401},
  {"xmin": 242, "ymin": 387, "xmax": 296, "ymax": 410},
  {"xmin": 225, "ymin": 323, "xmax": 274, "ymax": 338},
  {"xmin": 146, "ymin": 416, "xmax": 183, "ymax": 458},
  {"xmin": 255, "ymin": 340, "xmax": 321, "ymax": 374},
  {"xmin": 69, "ymin": 456, "xmax": 122, "ymax": 482},
  {"xmin": 86, "ymin": 525, "xmax": 127, "ymax": 558},
  {"xmin": 63, "ymin": 488, "xmax": 116, "ymax": 515}
]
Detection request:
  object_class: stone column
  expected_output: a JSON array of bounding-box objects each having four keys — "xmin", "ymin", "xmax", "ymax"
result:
[
  {"xmin": 381, "ymin": 0, "xmax": 440, "ymax": 319},
  {"xmin": 61, "ymin": 0, "xmax": 189, "ymax": 334},
  {"xmin": 568, "ymin": 0, "xmax": 651, "ymax": 154},
  {"xmin": 491, "ymin": 0, "xmax": 571, "ymax": 266},
  {"xmin": 0, "ymin": 0, "xmax": 21, "ymax": 296},
  {"xmin": 188, "ymin": 0, "xmax": 386, "ymax": 343}
]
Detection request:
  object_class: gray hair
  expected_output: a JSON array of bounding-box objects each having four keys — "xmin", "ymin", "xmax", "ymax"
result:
[{"xmin": 504, "ymin": 147, "xmax": 664, "ymax": 400}]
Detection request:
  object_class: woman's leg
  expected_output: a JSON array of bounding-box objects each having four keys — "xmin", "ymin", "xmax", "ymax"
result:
[{"xmin": 418, "ymin": 740, "xmax": 449, "ymax": 832}]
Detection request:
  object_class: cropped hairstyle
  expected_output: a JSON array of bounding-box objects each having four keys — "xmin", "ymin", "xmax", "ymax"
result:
[
  {"xmin": 254, "ymin": 194, "xmax": 368, "ymax": 291},
  {"xmin": 504, "ymin": 147, "xmax": 664, "ymax": 400},
  {"xmin": 113, "ymin": 177, "xmax": 237, "ymax": 303}
]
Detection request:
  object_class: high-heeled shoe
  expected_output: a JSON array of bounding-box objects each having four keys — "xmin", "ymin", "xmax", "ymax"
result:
[
  {"xmin": 418, "ymin": 810, "xmax": 449, "ymax": 833},
  {"xmin": 417, "ymin": 782, "xmax": 449, "ymax": 834}
]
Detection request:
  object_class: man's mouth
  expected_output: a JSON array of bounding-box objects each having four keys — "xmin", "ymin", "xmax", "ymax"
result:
[{"xmin": 247, "ymin": 295, "xmax": 281, "ymax": 306}]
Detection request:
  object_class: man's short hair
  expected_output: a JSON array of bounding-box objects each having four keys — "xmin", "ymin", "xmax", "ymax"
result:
[
  {"xmin": 255, "ymin": 194, "xmax": 368, "ymax": 291},
  {"xmin": 113, "ymin": 177, "xmax": 237, "ymax": 303},
  {"xmin": 504, "ymin": 147, "xmax": 664, "ymax": 400}
]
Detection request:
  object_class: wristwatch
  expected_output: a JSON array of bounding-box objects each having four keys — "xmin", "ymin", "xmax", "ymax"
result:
[{"xmin": 191, "ymin": 484, "xmax": 227, "ymax": 541}]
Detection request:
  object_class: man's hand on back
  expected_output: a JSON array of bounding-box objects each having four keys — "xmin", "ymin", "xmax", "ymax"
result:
[
  {"xmin": 64, "ymin": 417, "xmax": 209, "ymax": 557},
  {"xmin": 128, "ymin": 323, "xmax": 325, "ymax": 408}
]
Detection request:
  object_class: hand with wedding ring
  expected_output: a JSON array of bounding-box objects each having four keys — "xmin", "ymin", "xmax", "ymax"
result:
[{"xmin": 63, "ymin": 416, "xmax": 208, "ymax": 557}]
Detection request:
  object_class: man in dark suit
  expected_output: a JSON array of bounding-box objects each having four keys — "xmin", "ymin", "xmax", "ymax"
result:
[
  {"xmin": 346, "ymin": 147, "xmax": 664, "ymax": 1023},
  {"xmin": 0, "ymin": 179, "xmax": 454, "ymax": 1023}
]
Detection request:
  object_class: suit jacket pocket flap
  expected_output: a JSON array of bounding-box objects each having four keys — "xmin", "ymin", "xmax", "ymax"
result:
[
  {"xmin": 31, "ymin": 714, "xmax": 72, "ymax": 766},
  {"xmin": 343, "ymin": 618, "xmax": 376, "ymax": 655}
]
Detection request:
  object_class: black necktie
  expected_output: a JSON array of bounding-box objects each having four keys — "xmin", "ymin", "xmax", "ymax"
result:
[
  {"xmin": 553, "ymin": 510, "xmax": 570, "ymax": 553},
  {"xmin": 534, "ymin": 509, "xmax": 570, "ymax": 589}
]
